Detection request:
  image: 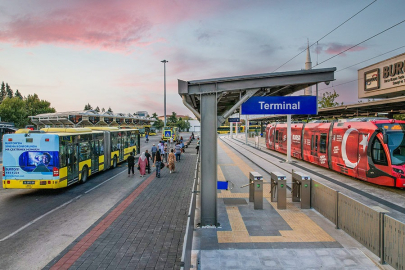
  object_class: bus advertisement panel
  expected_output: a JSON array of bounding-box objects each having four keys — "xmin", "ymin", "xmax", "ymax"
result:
[{"xmin": 3, "ymin": 133, "xmax": 59, "ymax": 180}]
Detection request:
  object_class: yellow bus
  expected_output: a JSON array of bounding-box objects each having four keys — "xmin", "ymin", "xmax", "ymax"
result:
[
  {"xmin": 217, "ymin": 126, "xmax": 244, "ymax": 134},
  {"xmin": 149, "ymin": 127, "xmax": 157, "ymax": 136},
  {"xmin": 144, "ymin": 125, "xmax": 151, "ymax": 135},
  {"xmin": 2, "ymin": 127, "xmax": 140, "ymax": 189},
  {"xmin": 161, "ymin": 126, "xmax": 179, "ymax": 141}
]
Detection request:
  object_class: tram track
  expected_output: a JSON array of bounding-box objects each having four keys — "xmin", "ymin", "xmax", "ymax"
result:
[{"xmin": 220, "ymin": 136, "xmax": 405, "ymax": 215}]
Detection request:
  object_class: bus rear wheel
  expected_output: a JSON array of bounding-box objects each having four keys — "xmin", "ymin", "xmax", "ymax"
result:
[{"xmin": 81, "ymin": 167, "xmax": 88, "ymax": 183}]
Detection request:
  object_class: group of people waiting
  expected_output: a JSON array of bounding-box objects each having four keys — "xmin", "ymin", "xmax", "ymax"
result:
[{"xmin": 127, "ymin": 134, "xmax": 195, "ymax": 179}]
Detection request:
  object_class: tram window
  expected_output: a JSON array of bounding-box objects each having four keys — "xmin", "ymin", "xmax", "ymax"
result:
[
  {"xmin": 320, "ymin": 134, "xmax": 327, "ymax": 153},
  {"xmin": 275, "ymin": 130, "xmax": 279, "ymax": 141},
  {"xmin": 311, "ymin": 135, "xmax": 314, "ymax": 150},
  {"xmin": 79, "ymin": 142, "xmax": 91, "ymax": 162},
  {"xmin": 372, "ymin": 138, "xmax": 388, "ymax": 166}
]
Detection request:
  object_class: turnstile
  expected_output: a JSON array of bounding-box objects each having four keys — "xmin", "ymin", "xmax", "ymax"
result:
[
  {"xmin": 292, "ymin": 171, "xmax": 311, "ymax": 209},
  {"xmin": 249, "ymin": 172, "xmax": 263, "ymax": 210},
  {"xmin": 270, "ymin": 172, "xmax": 287, "ymax": 209}
]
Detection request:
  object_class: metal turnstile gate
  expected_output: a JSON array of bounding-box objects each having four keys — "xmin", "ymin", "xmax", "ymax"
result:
[
  {"xmin": 270, "ymin": 172, "xmax": 287, "ymax": 209},
  {"xmin": 291, "ymin": 171, "xmax": 311, "ymax": 209}
]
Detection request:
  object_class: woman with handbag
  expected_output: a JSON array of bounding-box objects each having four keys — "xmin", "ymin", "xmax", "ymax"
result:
[
  {"xmin": 138, "ymin": 152, "xmax": 147, "ymax": 177},
  {"xmin": 153, "ymin": 149, "xmax": 162, "ymax": 178}
]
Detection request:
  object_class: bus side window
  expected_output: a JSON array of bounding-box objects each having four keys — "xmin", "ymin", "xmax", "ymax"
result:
[
  {"xmin": 372, "ymin": 138, "xmax": 388, "ymax": 166},
  {"xmin": 60, "ymin": 141, "xmax": 67, "ymax": 168},
  {"xmin": 79, "ymin": 142, "xmax": 90, "ymax": 162},
  {"xmin": 99, "ymin": 139, "xmax": 104, "ymax": 155}
]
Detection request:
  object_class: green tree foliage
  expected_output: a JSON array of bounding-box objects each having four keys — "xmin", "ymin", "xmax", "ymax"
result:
[
  {"xmin": 151, "ymin": 112, "xmax": 158, "ymax": 119},
  {"xmin": 0, "ymin": 94, "xmax": 55, "ymax": 128},
  {"xmin": 5, "ymin": 83, "xmax": 13, "ymax": 98},
  {"xmin": 25, "ymin": 94, "xmax": 56, "ymax": 119},
  {"xmin": 175, "ymin": 119, "xmax": 191, "ymax": 131},
  {"xmin": 0, "ymin": 82, "xmax": 5, "ymax": 101},
  {"xmin": 14, "ymin": 89, "xmax": 23, "ymax": 99},
  {"xmin": 168, "ymin": 112, "xmax": 177, "ymax": 123},
  {"xmin": 152, "ymin": 119, "xmax": 164, "ymax": 129},
  {"xmin": 318, "ymin": 90, "xmax": 343, "ymax": 108},
  {"xmin": 84, "ymin": 103, "xmax": 93, "ymax": 110},
  {"xmin": 0, "ymin": 97, "xmax": 27, "ymax": 127},
  {"xmin": 102, "ymin": 107, "xmax": 105, "ymax": 112},
  {"xmin": 107, "ymin": 107, "xmax": 113, "ymax": 112},
  {"xmin": 95, "ymin": 106, "xmax": 100, "ymax": 112}
]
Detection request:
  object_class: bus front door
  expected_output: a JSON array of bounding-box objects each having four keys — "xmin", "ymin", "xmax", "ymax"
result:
[{"xmin": 67, "ymin": 144, "xmax": 79, "ymax": 185}]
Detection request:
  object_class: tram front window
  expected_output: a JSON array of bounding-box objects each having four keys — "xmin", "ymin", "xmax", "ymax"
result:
[{"xmin": 387, "ymin": 132, "xmax": 405, "ymax": 165}]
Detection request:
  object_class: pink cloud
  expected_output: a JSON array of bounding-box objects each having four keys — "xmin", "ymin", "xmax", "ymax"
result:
[
  {"xmin": 0, "ymin": 0, "xmax": 225, "ymax": 52},
  {"xmin": 322, "ymin": 42, "xmax": 367, "ymax": 56}
]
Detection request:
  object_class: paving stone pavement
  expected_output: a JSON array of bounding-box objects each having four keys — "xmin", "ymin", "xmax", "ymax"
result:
[{"xmin": 45, "ymin": 141, "xmax": 198, "ymax": 270}]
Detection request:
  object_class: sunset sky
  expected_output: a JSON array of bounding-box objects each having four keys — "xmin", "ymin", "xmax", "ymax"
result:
[{"xmin": 0, "ymin": 0, "xmax": 404, "ymax": 116}]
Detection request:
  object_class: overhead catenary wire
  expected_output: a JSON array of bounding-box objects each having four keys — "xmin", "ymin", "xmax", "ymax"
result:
[
  {"xmin": 313, "ymin": 18, "xmax": 405, "ymax": 68},
  {"xmin": 271, "ymin": 0, "xmax": 378, "ymax": 73}
]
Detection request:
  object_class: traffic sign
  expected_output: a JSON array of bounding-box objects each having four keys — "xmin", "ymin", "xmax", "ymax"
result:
[
  {"xmin": 241, "ymin": 96, "xmax": 317, "ymax": 115},
  {"xmin": 228, "ymin": 117, "xmax": 240, "ymax": 123},
  {"xmin": 165, "ymin": 131, "xmax": 171, "ymax": 137}
]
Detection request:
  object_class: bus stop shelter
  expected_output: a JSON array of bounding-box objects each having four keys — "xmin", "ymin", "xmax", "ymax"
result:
[{"xmin": 178, "ymin": 68, "xmax": 336, "ymax": 226}]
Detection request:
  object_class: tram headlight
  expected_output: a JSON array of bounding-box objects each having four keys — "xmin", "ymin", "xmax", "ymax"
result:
[{"xmin": 393, "ymin": 168, "xmax": 404, "ymax": 174}]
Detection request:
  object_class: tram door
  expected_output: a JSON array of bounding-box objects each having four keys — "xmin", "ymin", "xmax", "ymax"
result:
[
  {"xmin": 91, "ymin": 140, "xmax": 99, "ymax": 173},
  {"xmin": 357, "ymin": 133, "xmax": 368, "ymax": 180},
  {"xmin": 67, "ymin": 143, "xmax": 79, "ymax": 185},
  {"xmin": 311, "ymin": 134, "xmax": 319, "ymax": 164}
]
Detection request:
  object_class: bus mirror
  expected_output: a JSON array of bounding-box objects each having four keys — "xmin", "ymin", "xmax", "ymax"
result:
[{"xmin": 383, "ymin": 134, "xmax": 388, "ymax": 144}]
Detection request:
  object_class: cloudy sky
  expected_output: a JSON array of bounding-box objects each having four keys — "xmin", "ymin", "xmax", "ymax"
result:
[{"xmin": 0, "ymin": 0, "xmax": 404, "ymax": 116}]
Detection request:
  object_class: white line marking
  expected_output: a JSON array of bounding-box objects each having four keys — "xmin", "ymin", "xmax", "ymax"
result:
[
  {"xmin": 0, "ymin": 195, "xmax": 82, "ymax": 242},
  {"xmin": 84, "ymin": 169, "xmax": 126, "ymax": 194},
  {"xmin": 0, "ymin": 169, "xmax": 127, "ymax": 241}
]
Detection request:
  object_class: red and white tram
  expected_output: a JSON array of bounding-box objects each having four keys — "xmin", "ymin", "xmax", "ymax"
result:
[{"xmin": 265, "ymin": 119, "xmax": 405, "ymax": 188}]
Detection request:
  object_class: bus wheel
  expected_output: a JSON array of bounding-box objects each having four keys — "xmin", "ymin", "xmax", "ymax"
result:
[
  {"xmin": 81, "ymin": 167, "xmax": 88, "ymax": 183},
  {"xmin": 113, "ymin": 156, "xmax": 117, "ymax": 168}
]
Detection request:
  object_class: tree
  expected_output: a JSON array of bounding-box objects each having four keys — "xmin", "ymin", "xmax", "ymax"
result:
[
  {"xmin": 151, "ymin": 112, "xmax": 158, "ymax": 119},
  {"xmin": 84, "ymin": 103, "xmax": 93, "ymax": 110},
  {"xmin": 0, "ymin": 97, "xmax": 28, "ymax": 127},
  {"xmin": 102, "ymin": 107, "xmax": 105, "ymax": 112},
  {"xmin": 25, "ymin": 93, "xmax": 56, "ymax": 119},
  {"xmin": 14, "ymin": 89, "xmax": 23, "ymax": 99},
  {"xmin": 95, "ymin": 106, "xmax": 100, "ymax": 112},
  {"xmin": 0, "ymin": 82, "xmax": 5, "ymax": 101},
  {"xmin": 107, "ymin": 107, "xmax": 113, "ymax": 112},
  {"xmin": 152, "ymin": 119, "xmax": 164, "ymax": 129},
  {"xmin": 168, "ymin": 112, "xmax": 177, "ymax": 123},
  {"xmin": 318, "ymin": 90, "xmax": 343, "ymax": 108},
  {"xmin": 5, "ymin": 83, "xmax": 13, "ymax": 99}
]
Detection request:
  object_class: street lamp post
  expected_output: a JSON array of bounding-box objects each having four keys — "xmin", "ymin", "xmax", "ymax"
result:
[{"xmin": 161, "ymin": 60, "xmax": 168, "ymax": 128}]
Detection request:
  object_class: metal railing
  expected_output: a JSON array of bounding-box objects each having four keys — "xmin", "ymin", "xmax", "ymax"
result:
[
  {"xmin": 180, "ymin": 154, "xmax": 199, "ymax": 270},
  {"xmin": 311, "ymin": 179, "xmax": 405, "ymax": 269}
]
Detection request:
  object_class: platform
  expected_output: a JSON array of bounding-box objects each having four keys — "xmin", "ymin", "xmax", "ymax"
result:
[
  {"xmin": 44, "ymin": 139, "xmax": 198, "ymax": 270},
  {"xmin": 193, "ymin": 137, "xmax": 394, "ymax": 270}
]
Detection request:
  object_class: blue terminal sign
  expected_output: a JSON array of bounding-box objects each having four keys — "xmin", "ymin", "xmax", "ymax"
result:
[
  {"xmin": 241, "ymin": 96, "xmax": 317, "ymax": 115},
  {"xmin": 228, "ymin": 117, "xmax": 240, "ymax": 123}
]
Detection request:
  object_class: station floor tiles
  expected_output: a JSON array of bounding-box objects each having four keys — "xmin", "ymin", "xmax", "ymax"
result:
[{"xmin": 194, "ymin": 139, "xmax": 387, "ymax": 270}]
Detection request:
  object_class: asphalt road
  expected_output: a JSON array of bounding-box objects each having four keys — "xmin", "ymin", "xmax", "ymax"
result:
[{"xmin": 0, "ymin": 133, "xmax": 185, "ymax": 270}]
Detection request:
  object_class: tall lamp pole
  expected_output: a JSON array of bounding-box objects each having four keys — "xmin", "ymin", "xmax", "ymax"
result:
[{"xmin": 161, "ymin": 60, "xmax": 168, "ymax": 128}]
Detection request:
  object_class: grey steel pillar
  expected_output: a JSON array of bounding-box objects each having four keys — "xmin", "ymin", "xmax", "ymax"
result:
[
  {"xmin": 161, "ymin": 60, "xmax": 168, "ymax": 128},
  {"xmin": 200, "ymin": 93, "xmax": 217, "ymax": 226}
]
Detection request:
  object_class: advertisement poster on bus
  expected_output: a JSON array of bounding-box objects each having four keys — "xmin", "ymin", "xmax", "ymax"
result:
[{"xmin": 3, "ymin": 134, "xmax": 59, "ymax": 180}]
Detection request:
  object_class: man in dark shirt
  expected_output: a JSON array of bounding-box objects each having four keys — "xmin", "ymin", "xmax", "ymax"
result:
[
  {"xmin": 154, "ymin": 149, "xmax": 162, "ymax": 178},
  {"xmin": 151, "ymin": 144, "xmax": 157, "ymax": 164},
  {"xmin": 145, "ymin": 150, "xmax": 151, "ymax": 174},
  {"xmin": 127, "ymin": 152, "xmax": 135, "ymax": 176}
]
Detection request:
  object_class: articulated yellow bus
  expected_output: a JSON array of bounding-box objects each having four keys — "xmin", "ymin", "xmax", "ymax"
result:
[{"xmin": 2, "ymin": 127, "xmax": 140, "ymax": 189}]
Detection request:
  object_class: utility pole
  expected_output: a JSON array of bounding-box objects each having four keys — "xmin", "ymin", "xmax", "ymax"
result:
[{"xmin": 161, "ymin": 60, "xmax": 168, "ymax": 128}]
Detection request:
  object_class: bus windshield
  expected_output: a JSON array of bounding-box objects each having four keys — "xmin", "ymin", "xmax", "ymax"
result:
[{"xmin": 387, "ymin": 132, "xmax": 405, "ymax": 165}]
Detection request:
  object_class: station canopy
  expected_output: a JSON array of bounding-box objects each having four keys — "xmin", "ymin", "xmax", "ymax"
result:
[{"xmin": 179, "ymin": 68, "xmax": 336, "ymax": 124}]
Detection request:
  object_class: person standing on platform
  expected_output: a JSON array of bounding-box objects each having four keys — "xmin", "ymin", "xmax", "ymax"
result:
[
  {"xmin": 145, "ymin": 150, "xmax": 151, "ymax": 174},
  {"xmin": 168, "ymin": 149, "xmax": 175, "ymax": 173},
  {"xmin": 196, "ymin": 137, "xmax": 200, "ymax": 155},
  {"xmin": 127, "ymin": 152, "xmax": 135, "ymax": 177},
  {"xmin": 151, "ymin": 144, "xmax": 157, "ymax": 164},
  {"xmin": 145, "ymin": 133, "xmax": 149, "ymax": 143},
  {"xmin": 164, "ymin": 143, "xmax": 168, "ymax": 163},
  {"xmin": 153, "ymin": 149, "xmax": 162, "ymax": 178},
  {"xmin": 191, "ymin": 132, "xmax": 194, "ymax": 140},
  {"xmin": 138, "ymin": 152, "xmax": 147, "ymax": 177},
  {"xmin": 169, "ymin": 136, "xmax": 174, "ymax": 147},
  {"xmin": 175, "ymin": 141, "xmax": 181, "ymax": 161}
]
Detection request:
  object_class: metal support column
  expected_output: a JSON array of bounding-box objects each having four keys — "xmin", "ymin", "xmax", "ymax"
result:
[
  {"xmin": 245, "ymin": 115, "xmax": 248, "ymax": 144},
  {"xmin": 286, "ymin": 114, "xmax": 291, "ymax": 163},
  {"xmin": 230, "ymin": 122, "xmax": 233, "ymax": 138},
  {"xmin": 236, "ymin": 122, "xmax": 238, "ymax": 137},
  {"xmin": 200, "ymin": 93, "xmax": 217, "ymax": 226}
]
